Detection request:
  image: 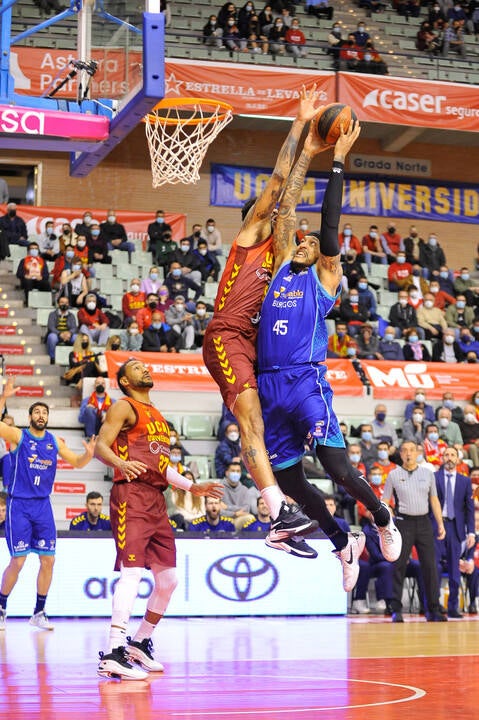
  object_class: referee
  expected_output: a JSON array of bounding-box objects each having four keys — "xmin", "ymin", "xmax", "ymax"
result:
[{"xmin": 382, "ymin": 440, "xmax": 447, "ymax": 623}]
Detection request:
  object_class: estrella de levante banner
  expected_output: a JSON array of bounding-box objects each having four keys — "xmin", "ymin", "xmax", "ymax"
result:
[{"xmin": 210, "ymin": 163, "xmax": 479, "ymax": 223}]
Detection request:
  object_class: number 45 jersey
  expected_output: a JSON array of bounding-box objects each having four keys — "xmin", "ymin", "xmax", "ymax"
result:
[{"xmin": 257, "ymin": 261, "xmax": 339, "ymax": 372}]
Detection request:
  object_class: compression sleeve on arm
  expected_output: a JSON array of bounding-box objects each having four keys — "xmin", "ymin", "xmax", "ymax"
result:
[
  {"xmin": 319, "ymin": 160, "xmax": 344, "ymax": 257},
  {"xmin": 166, "ymin": 465, "xmax": 194, "ymax": 491}
]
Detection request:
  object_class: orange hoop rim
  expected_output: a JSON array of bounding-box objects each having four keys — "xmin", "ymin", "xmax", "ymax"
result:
[{"xmin": 143, "ymin": 97, "xmax": 233, "ymax": 127}]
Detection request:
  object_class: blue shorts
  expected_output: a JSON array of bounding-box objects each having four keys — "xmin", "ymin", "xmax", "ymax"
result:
[
  {"xmin": 5, "ymin": 497, "xmax": 56, "ymax": 556},
  {"xmin": 258, "ymin": 364, "xmax": 345, "ymax": 471}
]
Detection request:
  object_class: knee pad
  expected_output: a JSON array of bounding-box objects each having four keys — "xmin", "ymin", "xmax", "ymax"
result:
[{"xmin": 147, "ymin": 566, "xmax": 178, "ymax": 615}]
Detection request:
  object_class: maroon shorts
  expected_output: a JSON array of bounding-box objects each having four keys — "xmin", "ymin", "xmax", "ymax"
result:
[
  {"xmin": 203, "ymin": 320, "xmax": 258, "ymax": 411},
  {"xmin": 110, "ymin": 481, "xmax": 176, "ymax": 571}
]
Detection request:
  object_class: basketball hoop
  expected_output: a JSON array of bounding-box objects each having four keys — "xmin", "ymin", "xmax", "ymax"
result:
[{"xmin": 143, "ymin": 97, "xmax": 234, "ymax": 187}]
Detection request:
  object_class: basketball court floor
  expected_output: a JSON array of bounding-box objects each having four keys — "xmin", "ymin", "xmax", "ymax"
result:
[{"xmin": 0, "ymin": 614, "xmax": 477, "ymax": 719}]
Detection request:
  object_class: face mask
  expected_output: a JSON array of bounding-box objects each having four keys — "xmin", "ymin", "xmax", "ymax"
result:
[
  {"xmin": 156, "ymin": 217, "xmax": 164, "ymax": 224},
  {"xmin": 197, "ymin": 308, "xmax": 206, "ymax": 317},
  {"xmin": 111, "ymin": 343, "xmax": 120, "ymax": 351},
  {"xmin": 276, "ymin": 22, "xmax": 283, "ymax": 28},
  {"xmin": 440, "ymin": 271, "xmax": 448, "ymax": 279},
  {"xmin": 388, "ymin": 227, "xmax": 396, "ymax": 234},
  {"xmin": 444, "ymin": 335, "xmax": 454, "ymax": 345},
  {"xmin": 427, "ymin": 432, "xmax": 439, "ymax": 443},
  {"xmin": 443, "ymin": 399, "xmax": 454, "ymax": 409},
  {"xmin": 385, "ymin": 334, "xmax": 395, "ymax": 342},
  {"xmin": 378, "ymin": 449, "xmax": 389, "ymax": 461},
  {"xmin": 456, "ymin": 300, "xmax": 466, "ymax": 309},
  {"xmin": 461, "ymin": 273, "xmax": 470, "ymax": 281},
  {"xmin": 349, "ymin": 453, "xmax": 361, "ymax": 464},
  {"xmin": 343, "ymin": 228, "xmax": 352, "ymax": 237},
  {"xmin": 364, "ymin": 53, "xmax": 372, "ymax": 62},
  {"xmin": 416, "ymin": 393, "xmax": 425, "ymax": 403},
  {"xmin": 8, "ymin": 209, "xmax": 16, "ymax": 217},
  {"xmin": 376, "ymin": 412, "xmax": 386, "ymax": 422},
  {"xmin": 83, "ymin": 216, "xmax": 92, "ymax": 225},
  {"xmin": 475, "ymin": 398, "xmax": 479, "ymax": 406},
  {"xmin": 424, "ymin": 300, "xmax": 434, "ymax": 309},
  {"xmin": 152, "ymin": 322, "xmax": 162, "ymax": 330},
  {"xmin": 176, "ymin": 304, "xmax": 185, "ymax": 312},
  {"xmin": 150, "ymin": 272, "xmax": 158, "ymax": 281},
  {"xmin": 172, "ymin": 269, "xmax": 182, "ymax": 279},
  {"xmin": 170, "ymin": 454, "xmax": 182, "ymax": 463},
  {"xmin": 169, "ymin": 436, "xmax": 178, "ymax": 446},
  {"xmin": 474, "ymin": 327, "xmax": 479, "ymax": 335},
  {"xmin": 347, "ymin": 347, "xmax": 356, "ymax": 356},
  {"xmin": 199, "ymin": 248, "xmax": 208, "ymax": 256},
  {"xmin": 358, "ymin": 25, "xmax": 365, "ymax": 30},
  {"xmin": 63, "ymin": 228, "xmax": 71, "ymax": 235},
  {"xmin": 409, "ymin": 335, "xmax": 419, "ymax": 343},
  {"xmin": 65, "ymin": 250, "xmax": 75, "ymax": 259},
  {"xmin": 108, "ymin": 215, "xmax": 116, "ymax": 223},
  {"xmin": 417, "ymin": 454, "xmax": 424, "ymax": 463},
  {"xmin": 46, "ymin": 227, "xmax": 53, "ymax": 235},
  {"xmin": 369, "ymin": 231, "xmax": 377, "ymax": 238},
  {"xmin": 91, "ymin": 229, "xmax": 100, "ymax": 237},
  {"xmin": 228, "ymin": 19, "xmax": 235, "ymax": 25},
  {"xmin": 428, "ymin": 237, "xmax": 437, "ymax": 246},
  {"xmin": 346, "ymin": 254, "xmax": 354, "ymax": 262},
  {"xmin": 148, "ymin": 301, "xmax": 158, "ymax": 309},
  {"xmin": 96, "ymin": 385, "xmax": 105, "ymax": 394},
  {"xmin": 72, "ymin": 264, "xmax": 82, "ymax": 272},
  {"xmin": 159, "ymin": 292, "xmax": 168, "ymax": 299},
  {"xmin": 439, "ymin": 418, "xmax": 449, "ymax": 428},
  {"xmin": 409, "ymin": 292, "xmax": 418, "ymax": 300},
  {"xmin": 397, "ymin": 256, "xmax": 406, "ymax": 264},
  {"xmin": 59, "ymin": 305, "xmax": 68, "ymax": 313},
  {"xmin": 129, "ymin": 328, "xmax": 139, "ymax": 335},
  {"xmin": 292, "ymin": 23, "xmax": 299, "ymax": 29},
  {"xmin": 207, "ymin": 224, "xmax": 215, "ymax": 232},
  {"xmin": 466, "ymin": 413, "xmax": 477, "ymax": 423},
  {"xmin": 361, "ymin": 431, "xmax": 372, "ymax": 442},
  {"xmin": 462, "ymin": 335, "xmax": 471, "ymax": 344},
  {"xmin": 81, "ymin": 340, "xmax": 89, "ymax": 349},
  {"xmin": 358, "ymin": 282, "xmax": 367, "ymax": 290},
  {"xmin": 131, "ymin": 284, "xmax": 140, "ymax": 293},
  {"xmin": 181, "ymin": 244, "xmax": 190, "ymax": 252},
  {"xmin": 413, "ymin": 413, "xmax": 423, "ymax": 423},
  {"xmin": 337, "ymin": 331, "xmax": 345, "ymax": 339},
  {"xmin": 77, "ymin": 241, "xmax": 86, "ymax": 249},
  {"xmin": 350, "ymin": 297, "xmax": 358, "ymax": 305},
  {"xmin": 430, "ymin": 286, "xmax": 439, "ymax": 294},
  {"xmin": 86, "ymin": 302, "xmax": 96, "ymax": 311},
  {"xmin": 412, "ymin": 269, "xmax": 420, "ymax": 277},
  {"xmin": 228, "ymin": 472, "xmax": 241, "ymax": 483},
  {"xmin": 29, "ymin": 248, "xmax": 39, "ymax": 257},
  {"xmin": 300, "ymin": 223, "xmax": 308, "ymax": 231},
  {"xmin": 227, "ymin": 432, "xmax": 239, "ymax": 442},
  {"xmin": 398, "ymin": 298, "xmax": 408, "ymax": 306},
  {"xmin": 370, "ymin": 475, "xmax": 382, "ymax": 486},
  {"xmin": 210, "ymin": 20, "xmax": 216, "ymax": 26}
]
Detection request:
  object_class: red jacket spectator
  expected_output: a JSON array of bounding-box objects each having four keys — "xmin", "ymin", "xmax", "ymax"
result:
[
  {"xmin": 339, "ymin": 231, "xmax": 362, "ymax": 257},
  {"xmin": 381, "ymin": 225, "xmax": 402, "ymax": 256},
  {"xmin": 285, "ymin": 26, "xmax": 306, "ymax": 46},
  {"xmin": 122, "ymin": 286, "xmax": 147, "ymax": 320},
  {"xmin": 77, "ymin": 304, "xmax": 109, "ymax": 330},
  {"xmin": 388, "ymin": 256, "xmax": 413, "ymax": 290}
]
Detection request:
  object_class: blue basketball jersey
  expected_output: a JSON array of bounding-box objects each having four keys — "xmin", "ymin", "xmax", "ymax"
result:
[
  {"xmin": 257, "ymin": 261, "xmax": 339, "ymax": 371},
  {"xmin": 8, "ymin": 429, "xmax": 59, "ymax": 499}
]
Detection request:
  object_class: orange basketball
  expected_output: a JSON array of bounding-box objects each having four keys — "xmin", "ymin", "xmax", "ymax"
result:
[{"xmin": 315, "ymin": 103, "xmax": 357, "ymax": 145}]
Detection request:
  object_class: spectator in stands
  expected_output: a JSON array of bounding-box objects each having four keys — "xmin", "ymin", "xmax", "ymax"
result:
[
  {"xmin": 407, "ymin": 282, "xmax": 424, "ymax": 311},
  {"xmin": 327, "ymin": 22, "xmax": 344, "ymax": 68},
  {"xmin": 100, "ymin": 209, "xmax": 135, "ymax": 261},
  {"xmin": 215, "ymin": 422, "xmax": 241, "ymax": 478},
  {"xmin": 202, "ymin": 14, "xmax": 223, "ymax": 48},
  {"xmin": 402, "ymin": 327, "xmax": 432, "ymax": 361},
  {"xmin": 165, "ymin": 295, "xmax": 195, "ymax": 349},
  {"xmin": 222, "ymin": 16, "xmax": 243, "ymax": 51},
  {"xmin": 74, "ymin": 210, "xmax": 94, "ymax": 243},
  {"xmin": 200, "ymin": 218, "xmax": 223, "ymax": 256},
  {"xmin": 380, "ymin": 222, "xmax": 402, "ymax": 261},
  {"xmin": 65, "ymin": 333, "xmax": 99, "ymax": 386},
  {"xmin": 306, "ymin": 0, "xmax": 333, "ymax": 19},
  {"xmin": 193, "ymin": 301, "xmax": 211, "ymax": 349},
  {"xmin": 140, "ymin": 266, "xmax": 163, "ymax": 296},
  {"xmin": 402, "ymin": 406, "xmax": 427, "ymax": 444},
  {"xmin": 389, "ymin": 289, "xmax": 419, "ymax": 338},
  {"xmin": 189, "ymin": 496, "xmax": 236, "ymax": 533},
  {"xmin": 169, "ymin": 470, "xmax": 206, "ymax": 527},
  {"xmin": 164, "ymin": 261, "xmax": 202, "ymax": 305},
  {"xmin": 358, "ymin": 423, "xmax": 379, "ymax": 470},
  {"xmin": 436, "ymin": 391, "xmax": 464, "ymax": 424},
  {"xmin": 58, "ymin": 223, "xmax": 73, "ymax": 254},
  {"xmin": 339, "ymin": 287, "xmax": 371, "ymax": 333},
  {"xmin": 148, "ymin": 212, "xmax": 175, "ymax": 269},
  {"xmin": 136, "ymin": 293, "xmax": 160, "ymax": 334},
  {"xmin": 52, "ymin": 244, "xmax": 75, "ymax": 292},
  {"xmin": 387, "ymin": 250, "xmax": 412, "ymax": 291},
  {"xmin": 220, "ymin": 461, "xmax": 256, "ymax": 530},
  {"xmin": 285, "ymin": 17, "xmax": 307, "ymax": 57},
  {"xmin": 0, "ymin": 202, "xmax": 28, "ymax": 247},
  {"xmin": 73, "ymin": 235, "xmax": 92, "ymax": 276},
  {"xmin": 437, "ymin": 264, "xmax": 456, "ymax": 296},
  {"xmin": 78, "ymin": 377, "xmax": 114, "ymax": 439},
  {"xmin": 357, "ymin": 41, "xmax": 388, "ymax": 75},
  {"xmin": 78, "ymin": 293, "xmax": 110, "ymax": 346},
  {"xmin": 38, "ymin": 221, "xmax": 60, "ymax": 261},
  {"xmin": 69, "ymin": 491, "xmax": 111, "ymax": 532},
  {"xmin": 356, "ymin": 324, "xmax": 383, "ymax": 360},
  {"xmin": 378, "ymin": 325, "xmax": 404, "ymax": 360},
  {"xmin": 58, "ymin": 255, "xmax": 89, "ymax": 308},
  {"xmin": 327, "ymin": 320, "xmax": 352, "ymax": 358},
  {"xmin": 454, "ymin": 267, "xmax": 479, "ymax": 305},
  {"xmin": 402, "ymin": 225, "xmax": 425, "ymax": 265},
  {"xmin": 405, "ymin": 389, "xmax": 436, "ymax": 423},
  {"xmin": 361, "ymin": 224, "xmax": 387, "ymax": 268},
  {"xmin": 450, "ymin": 292, "xmax": 469, "ymax": 331},
  {"xmin": 460, "ymin": 405, "xmax": 479, "ymax": 466},
  {"xmin": 16, "ymin": 241, "xmax": 51, "ymax": 305},
  {"xmin": 237, "ymin": 1, "xmax": 256, "ymax": 37},
  {"xmin": 432, "ymin": 327, "xmax": 464, "ymax": 363},
  {"xmin": 341, "ymin": 248, "xmax": 365, "ymax": 290},
  {"xmin": 419, "ymin": 233, "xmax": 447, "ymax": 278},
  {"xmin": 373, "ymin": 441, "xmax": 398, "ymax": 482},
  {"xmin": 259, "ymin": 3, "xmax": 274, "ymax": 34},
  {"xmin": 0, "ymin": 491, "xmax": 5, "ymax": 531},
  {"xmin": 88, "ymin": 222, "xmax": 111, "ymax": 265},
  {"xmin": 339, "ymin": 222, "xmax": 362, "ymax": 260},
  {"xmin": 122, "ymin": 278, "xmax": 146, "ymax": 322},
  {"xmin": 340, "ymin": 34, "xmax": 361, "ymax": 70},
  {"xmin": 447, "ymin": 2, "xmax": 469, "ymax": 23},
  {"xmin": 119, "ymin": 319, "xmax": 143, "ymax": 352},
  {"xmin": 458, "ymin": 327, "xmax": 479, "ymax": 357},
  {"xmin": 423, "ymin": 423, "xmax": 447, "ymax": 468},
  {"xmin": 242, "ymin": 496, "xmax": 271, "ymax": 532},
  {"xmin": 46, "ymin": 297, "xmax": 78, "ymax": 364},
  {"xmin": 141, "ymin": 309, "xmax": 181, "ymax": 353},
  {"xmin": 268, "ymin": 16, "xmax": 287, "ymax": 55},
  {"xmin": 429, "ymin": 2, "xmax": 447, "ymax": 28},
  {"xmin": 357, "ymin": 275, "xmax": 379, "ymax": 319},
  {"xmin": 428, "ymin": 278, "xmax": 455, "ymax": 311},
  {"xmin": 437, "ymin": 406, "xmax": 463, "ymax": 447},
  {"xmin": 371, "ymin": 405, "xmax": 399, "ymax": 452},
  {"xmin": 353, "ymin": 20, "xmax": 370, "ymax": 46},
  {"xmin": 157, "ymin": 285, "xmax": 173, "ymax": 315},
  {"xmin": 417, "ymin": 291, "xmax": 448, "ymax": 339},
  {"xmin": 396, "ymin": 0, "xmax": 421, "ymax": 19},
  {"xmin": 193, "ymin": 239, "xmax": 220, "ymax": 282},
  {"xmin": 218, "ymin": 1, "xmax": 238, "ymax": 30}
]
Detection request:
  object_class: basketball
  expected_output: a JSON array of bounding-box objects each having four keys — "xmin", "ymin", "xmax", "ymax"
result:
[{"xmin": 315, "ymin": 104, "xmax": 357, "ymax": 145}]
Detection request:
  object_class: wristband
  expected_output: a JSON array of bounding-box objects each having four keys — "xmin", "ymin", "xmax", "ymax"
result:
[{"xmin": 166, "ymin": 465, "xmax": 193, "ymax": 491}]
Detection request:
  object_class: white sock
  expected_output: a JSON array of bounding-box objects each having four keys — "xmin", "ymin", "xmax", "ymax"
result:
[
  {"xmin": 108, "ymin": 623, "xmax": 127, "ymax": 653},
  {"xmin": 133, "ymin": 619, "xmax": 156, "ymax": 643},
  {"xmin": 108, "ymin": 564, "xmax": 142, "ymax": 652},
  {"xmin": 260, "ymin": 485, "xmax": 285, "ymax": 519}
]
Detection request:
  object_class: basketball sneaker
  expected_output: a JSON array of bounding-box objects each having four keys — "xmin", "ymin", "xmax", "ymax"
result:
[
  {"xmin": 376, "ymin": 503, "xmax": 402, "ymax": 562},
  {"xmin": 126, "ymin": 637, "xmax": 164, "ymax": 672},
  {"xmin": 334, "ymin": 532, "xmax": 366, "ymax": 592},
  {"xmin": 97, "ymin": 646, "xmax": 148, "ymax": 681},
  {"xmin": 265, "ymin": 535, "xmax": 318, "ymax": 558},
  {"xmin": 0, "ymin": 609, "xmax": 5, "ymax": 631},
  {"xmin": 29, "ymin": 611, "xmax": 54, "ymax": 631},
  {"xmin": 267, "ymin": 501, "xmax": 318, "ymax": 542}
]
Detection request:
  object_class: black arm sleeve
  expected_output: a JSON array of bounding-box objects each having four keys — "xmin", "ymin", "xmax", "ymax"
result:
[{"xmin": 319, "ymin": 160, "xmax": 344, "ymax": 257}]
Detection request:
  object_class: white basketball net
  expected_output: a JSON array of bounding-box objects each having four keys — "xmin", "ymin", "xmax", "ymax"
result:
[{"xmin": 144, "ymin": 101, "xmax": 233, "ymax": 187}]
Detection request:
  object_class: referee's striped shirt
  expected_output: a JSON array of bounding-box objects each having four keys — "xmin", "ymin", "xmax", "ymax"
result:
[{"xmin": 383, "ymin": 464, "xmax": 437, "ymax": 516}]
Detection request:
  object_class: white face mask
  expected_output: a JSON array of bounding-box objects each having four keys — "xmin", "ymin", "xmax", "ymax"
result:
[
  {"xmin": 170, "ymin": 454, "xmax": 182, "ymax": 464},
  {"xmin": 465, "ymin": 413, "xmax": 476, "ymax": 423},
  {"xmin": 129, "ymin": 328, "xmax": 139, "ymax": 335},
  {"xmin": 227, "ymin": 432, "xmax": 240, "ymax": 442},
  {"xmin": 207, "ymin": 225, "xmax": 215, "ymax": 232},
  {"xmin": 416, "ymin": 393, "xmax": 425, "ymax": 403},
  {"xmin": 131, "ymin": 284, "xmax": 140, "ymax": 293},
  {"xmin": 444, "ymin": 335, "xmax": 454, "ymax": 345},
  {"xmin": 169, "ymin": 436, "xmax": 177, "ymax": 446},
  {"xmin": 424, "ymin": 300, "xmax": 434, "ymax": 309},
  {"xmin": 108, "ymin": 215, "xmax": 116, "ymax": 223},
  {"xmin": 413, "ymin": 413, "xmax": 423, "ymax": 423},
  {"xmin": 86, "ymin": 302, "xmax": 96, "ymax": 311},
  {"xmin": 197, "ymin": 308, "xmax": 206, "ymax": 317}
]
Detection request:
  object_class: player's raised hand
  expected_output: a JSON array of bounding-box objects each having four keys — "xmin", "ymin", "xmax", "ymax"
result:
[
  {"xmin": 334, "ymin": 119, "xmax": 361, "ymax": 162},
  {"xmin": 82, "ymin": 435, "xmax": 97, "ymax": 459},
  {"xmin": 297, "ymin": 84, "xmax": 323, "ymax": 123},
  {"xmin": 304, "ymin": 113, "xmax": 333, "ymax": 157},
  {"xmin": 1, "ymin": 376, "xmax": 19, "ymax": 399},
  {"xmin": 191, "ymin": 481, "xmax": 224, "ymax": 499}
]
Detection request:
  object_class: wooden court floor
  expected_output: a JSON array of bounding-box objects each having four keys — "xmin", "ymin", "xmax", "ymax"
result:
[{"xmin": 0, "ymin": 614, "xmax": 477, "ymax": 720}]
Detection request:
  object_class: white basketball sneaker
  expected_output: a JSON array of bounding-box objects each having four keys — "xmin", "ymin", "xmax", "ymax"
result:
[
  {"xmin": 334, "ymin": 532, "xmax": 366, "ymax": 592},
  {"xmin": 376, "ymin": 503, "xmax": 402, "ymax": 562},
  {"xmin": 97, "ymin": 646, "xmax": 148, "ymax": 681},
  {"xmin": 127, "ymin": 637, "xmax": 164, "ymax": 672},
  {"xmin": 29, "ymin": 611, "xmax": 54, "ymax": 631}
]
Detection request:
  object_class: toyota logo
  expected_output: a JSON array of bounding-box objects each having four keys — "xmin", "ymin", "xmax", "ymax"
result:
[{"xmin": 206, "ymin": 554, "xmax": 278, "ymax": 602}]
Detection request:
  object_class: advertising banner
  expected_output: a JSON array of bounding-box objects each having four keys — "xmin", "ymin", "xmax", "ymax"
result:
[
  {"xmin": 210, "ymin": 163, "xmax": 479, "ymax": 223},
  {"xmin": 361, "ymin": 360, "xmax": 479, "ymax": 400}
]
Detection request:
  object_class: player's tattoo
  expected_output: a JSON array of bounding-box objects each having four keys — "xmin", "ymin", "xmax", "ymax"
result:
[
  {"xmin": 243, "ymin": 445, "xmax": 258, "ymax": 468},
  {"xmin": 274, "ymin": 150, "xmax": 311, "ymax": 254},
  {"xmin": 319, "ymin": 254, "xmax": 342, "ymax": 277}
]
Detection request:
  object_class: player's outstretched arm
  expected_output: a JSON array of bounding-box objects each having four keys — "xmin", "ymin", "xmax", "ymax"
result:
[
  {"xmin": 57, "ymin": 435, "xmax": 97, "ymax": 469},
  {"xmin": 0, "ymin": 377, "xmax": 21, "ymax": 445},
  {"xmin": 166, "ymin": 465, "xmax": 224, "ymax": 499},
  {"xmin": 95, "ymin": 400, "xmax": 148, "ymax": 480},
  {"xmin": 242, "ymin": 85, "xmax": 321, "ymax": 241}
]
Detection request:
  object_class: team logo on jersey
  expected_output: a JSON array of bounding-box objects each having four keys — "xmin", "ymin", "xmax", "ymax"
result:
[
  {"xmin": 46, "ymin": 444, "xmax": 54, "ymax": 450},
  {"xmin": 311, "ymin": 421, "xmax": 325, "ymax": 438},
  {"xmin": 273, "ymin": 286, "xmax": 286, "ymax": 299},
  {"xmin": 38, "ymin": 539, "xmax": 45, "ymax": 548}
]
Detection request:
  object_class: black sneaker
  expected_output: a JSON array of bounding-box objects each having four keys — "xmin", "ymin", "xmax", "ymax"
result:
[
  {"xmin": 268, "ymin": 501, "xmax": 318, "ymax": 542},
  {"xmin": 265, "ymin": 535, "xmax": 318, "ymax": 558},
  {"xmin": 97, "ymin": 646, "xmax": 148, "ymax": 680},
  {"xmin": 127, "ymin": 636, "xmax": 164, "ymax": 671}
]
